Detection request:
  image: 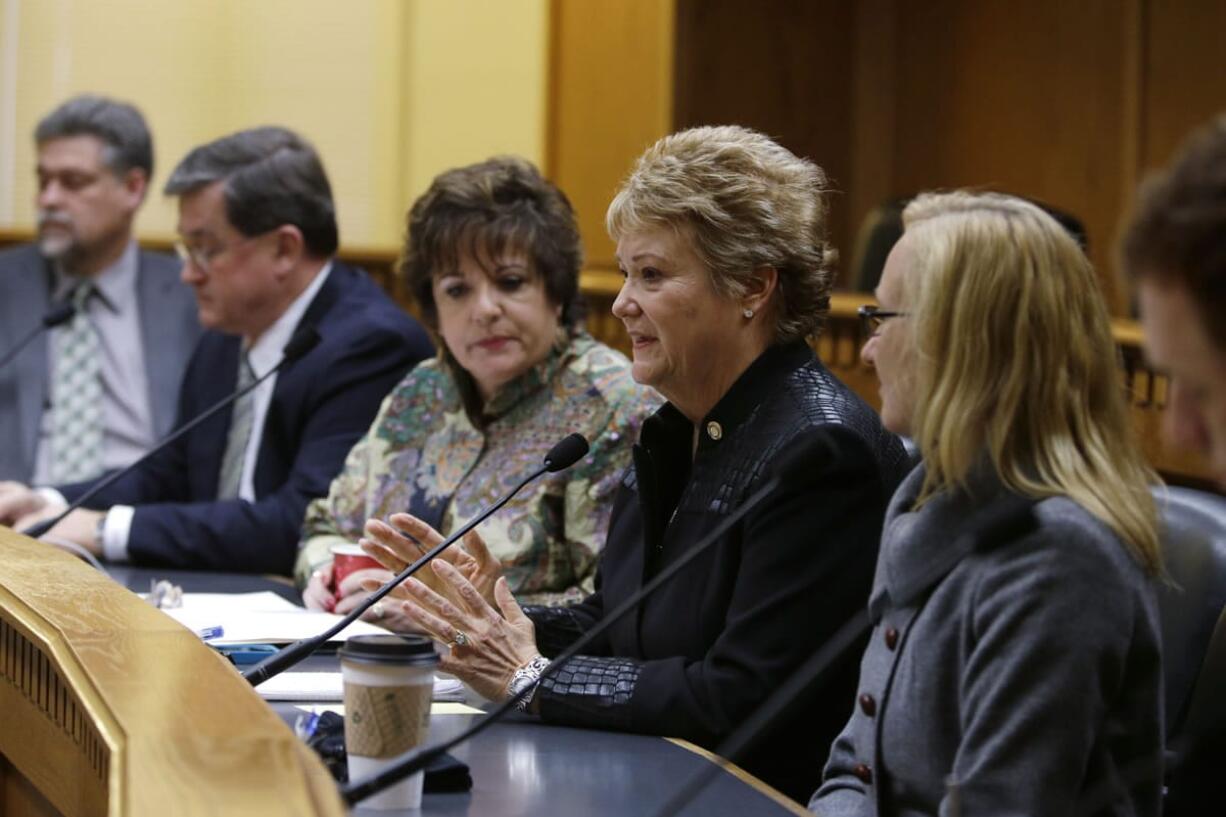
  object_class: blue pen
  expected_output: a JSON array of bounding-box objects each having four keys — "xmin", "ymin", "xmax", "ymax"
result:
[{"xmin": 196, "ymin": 625, "xmax": 225, "ymax": 641}]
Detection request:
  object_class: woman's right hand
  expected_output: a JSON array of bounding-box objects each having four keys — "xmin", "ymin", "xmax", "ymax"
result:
[
  {"xmin": 302, "ymin": 563, "xmax": 337, "ymax": 612},
  {"xmin": 303, "ymin": 563, "xmax": 392, "ymax": 615},
  {"xmin": 360, "ymin": 512, "xmax": 505, "ymax": 608},
  {"xmin": 303, "ymin": 562, "xmax": 417, "ymax": 629},
  {"xmin": 336, "ymin": 566, "xmax": 424, "ymax": 628}
]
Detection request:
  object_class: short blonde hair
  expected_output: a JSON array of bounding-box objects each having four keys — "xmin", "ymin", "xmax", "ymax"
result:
[
  {"xmin": 606, "ymin": 125, "xmax": 834, "ymax": 341},
  {"xmin": 902, "ymin": 191, "xmax": 1160, "ymax": 573}
]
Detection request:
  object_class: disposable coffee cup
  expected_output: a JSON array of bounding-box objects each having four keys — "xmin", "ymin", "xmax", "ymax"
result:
[
  {"xmin": 339, "ymin": 634, "xmax": 439, "ymax": 810},
  {"xmin": 331, "ymin": 543, "xmax": 383, "ymax": 592}
]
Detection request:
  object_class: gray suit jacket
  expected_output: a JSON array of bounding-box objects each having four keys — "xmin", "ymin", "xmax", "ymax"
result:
[
  {"xmin": 811, "ymin": 464, "xmax": 1164, "ymax": 817},
  {"xmin": 0, "ymin": 242, "xmax": 201, "ymax": 482}
]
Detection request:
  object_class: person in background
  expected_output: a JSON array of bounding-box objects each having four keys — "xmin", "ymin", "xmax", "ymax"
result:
[
  {"xmin": 0, "ymin": 126, "xmax": 432, "ymax": 575},
  {"xmin": 297, "ymin": 156, "xmax": 659, "ymax": 617},
  {"xmin": 812, "ymin": 191, "xmax": 1164, "ymax": 816},
  {"xmin": 0, "ymin": 94, "xmax": 200, "ymax": 484},
  {"xmin": 1123, "ymin": 114, "xmax": 1226, "ymax": 492},
  {"xmin": 1121, "ymin": 112, "xmax": 1226, "ymax": 815},
  {"xmin": 362, "ymin": 126, "xmax": 909, "ymax": 803}
]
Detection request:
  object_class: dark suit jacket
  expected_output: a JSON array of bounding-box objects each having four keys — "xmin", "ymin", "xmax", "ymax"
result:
[
  {"xmin": 0, "ymin": 243, "xmax": 200, "ymax": 481},
  {"xmin": 526, "ymin": 341, "xmax": 912, "ymax": 803},
  {"xmin": 59, "ymin": 261, "xmax": 432, "ymax": 575}
]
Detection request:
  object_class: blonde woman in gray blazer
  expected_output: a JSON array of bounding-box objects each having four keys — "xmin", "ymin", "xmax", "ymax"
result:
[{"xmin": 811, "ymin": 192, "xmax": 1164, "ymax": 816}]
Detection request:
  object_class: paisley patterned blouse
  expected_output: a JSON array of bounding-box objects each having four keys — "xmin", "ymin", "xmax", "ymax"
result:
[{"xmin": 295, "ymin": 331, "xmax": 660, "ymax": 605}]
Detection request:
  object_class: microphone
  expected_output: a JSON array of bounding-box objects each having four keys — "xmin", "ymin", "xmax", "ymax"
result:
[
  {"xmin": 0, "ymin": 302, "xmax": 76, "ymax": 370},
  {"xmin": 241, "ymin": 432, "xmax": 591, "ymax": 687},
  {"xmin": 22, "ymin": 326, "xmax": 321, "ymax": 539},
  {"xmin": 279, "ymin": 327, "xmax": 322, "ymax": 361},
  {"xmin": 543, "ymin": 432, "xmax": 589, "ymax": 473},
  {"xmin": 339, "ymin": 434, "xmax": 831, "ymax": 807}
]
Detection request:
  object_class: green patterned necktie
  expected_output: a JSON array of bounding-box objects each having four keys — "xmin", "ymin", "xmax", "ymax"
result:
[
  {"xmin": 48, "ymin": 283, "xmax": 103, "ymax": 483},
  {"xmin": 216, "ymin": 352, "xmax": 257, "ymax": 499}
]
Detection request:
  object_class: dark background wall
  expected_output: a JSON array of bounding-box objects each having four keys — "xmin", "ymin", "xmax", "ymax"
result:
[{"xmin": 553, "ymin": 0, "xmax": 1226, "ymax": 315}]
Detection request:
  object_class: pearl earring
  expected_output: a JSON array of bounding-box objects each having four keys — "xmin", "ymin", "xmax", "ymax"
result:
[{"xmin": 742, "ymin": 308, "xmax": 754, "ymax": 319}]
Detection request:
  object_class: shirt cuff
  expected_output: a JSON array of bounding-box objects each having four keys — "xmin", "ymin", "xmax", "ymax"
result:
[
  {"xmin": 101, "ymin": 506, "xmax": 135, "ymax": 563},
  {"xmin": 35, "ymin": 487, "xmax": 67, "ymax": 508}
]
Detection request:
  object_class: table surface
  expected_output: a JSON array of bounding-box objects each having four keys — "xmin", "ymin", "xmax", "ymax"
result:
[{"xmin": 106, "ymin": 564, "xmax": 806, "ymax": 816}]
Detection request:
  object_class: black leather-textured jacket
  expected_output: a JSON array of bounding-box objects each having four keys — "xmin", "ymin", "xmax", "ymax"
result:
[{"xmin": 523, "ymin": 341, "xmax": 910, "ymax": 803}]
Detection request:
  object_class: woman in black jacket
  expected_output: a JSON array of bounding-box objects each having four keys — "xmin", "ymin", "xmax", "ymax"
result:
[{"xmin": 361, "ymin": 125, "xmax": 909, "ymax": 802}]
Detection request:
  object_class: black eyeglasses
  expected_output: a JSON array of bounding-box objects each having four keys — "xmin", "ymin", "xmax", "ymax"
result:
[{"xmin": 858, "ymin": 304, "xmax": 908, "ymax": 337}]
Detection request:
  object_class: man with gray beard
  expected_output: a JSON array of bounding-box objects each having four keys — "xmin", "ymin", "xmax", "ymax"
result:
[{"xmin": 0, "ymin": 95, "xmax": 200, "ymax": 483}]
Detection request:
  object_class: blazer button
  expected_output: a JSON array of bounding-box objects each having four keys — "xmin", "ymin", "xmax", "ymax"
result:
[
  {"xmin": 884, "ymin": 627, "xmax": 899, "ymax": 650},
  {"xmin": 706, "ymin": 421, "xmax": 723, "ymax": 441},
  {"xmin": 858, "ymin": 693, "xmax": 876, "ymax": 717},
  {"xmin": 853, "ymin": 763, "xmax": 873, "ymax": 784}
]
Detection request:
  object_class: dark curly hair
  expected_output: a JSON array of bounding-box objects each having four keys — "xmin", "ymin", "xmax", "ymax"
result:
[{"xmin": 402, "ymin": 156, "xmax": 584, "ymax": 332}]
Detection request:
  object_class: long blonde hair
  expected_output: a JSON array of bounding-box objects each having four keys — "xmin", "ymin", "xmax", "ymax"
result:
[{"xmin": 903, "ymin": 191, "xmax": 1161, "ymax": 574}]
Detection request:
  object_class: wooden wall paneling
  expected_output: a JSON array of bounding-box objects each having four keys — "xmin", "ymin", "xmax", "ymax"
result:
[
  {"xmin": 546, "ymin": 0, "xmax": 676, "ymax": 273},
  {"xmin": 1141, "ymin": 0, "xmax": 1226, "ymax": 172},
  {"xmin": 846, "ymin": 0, "xmax": 899, "ymax": 290},
  {"xmin": 1113, "ymin": 0, "xmax": 1146, "ymax": 313},
  {"xmin": 579, "ymin": 270, "xmax": 631, "ymax": 356},
  {"xmin": 890, "ymin": 0, "xmax": 1137, "ymax": 312},
  {"xmin": 672, "ymin": 0, "xmax": 857, "ymax": 283}
]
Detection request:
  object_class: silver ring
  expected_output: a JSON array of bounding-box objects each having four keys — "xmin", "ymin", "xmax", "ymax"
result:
[
  {"xmin": 451, "ymin": 630, "xmax": 470, "ymax": 648},
  {"xmin": 371, "ymin": 601, "xmax": 386, "ymax": 620}
]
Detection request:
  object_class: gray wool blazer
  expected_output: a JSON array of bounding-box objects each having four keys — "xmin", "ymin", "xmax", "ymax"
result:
[
  {"xmin": 810, "ymin": 465, "xmax": 1164, "ymax": 817},
  {"xmin": 0, "ymin": 243, "xmax": 201, "ymax": 482}
]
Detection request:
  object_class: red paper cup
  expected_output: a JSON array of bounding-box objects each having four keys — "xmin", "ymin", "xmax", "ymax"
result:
[{"xmin": 331, "ymin": 543, "xmax": 383, "ymax": 592}]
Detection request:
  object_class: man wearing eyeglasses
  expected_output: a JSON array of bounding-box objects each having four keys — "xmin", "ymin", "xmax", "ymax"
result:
[
  {"xmin": 1121, "ymin": 113, "xmax": 1226, "ymax": 817},
  {"xmin": 0, "ymin": 95, "xmax": 201, "ymax": 485},
  {"xmin": 1123, "ymin": 116, "xmax": 1226, "ymax": 492},
  {"xmin": 0, "ymin": 126, "xmax": 432, "ymax": 575}
]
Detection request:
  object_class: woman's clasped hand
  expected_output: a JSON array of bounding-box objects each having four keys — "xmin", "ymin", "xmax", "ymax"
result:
[{"xmin": 359, "ymin": 513, "xmax": 541, "ymax": 702}]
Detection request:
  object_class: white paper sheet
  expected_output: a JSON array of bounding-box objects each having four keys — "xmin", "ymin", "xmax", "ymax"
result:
[
  {"xmin": 158, "ymin": 591, "xmax": 390, "ymax": 645},
  {"xmin": 255, "ymin": 672, "xmax": 465, "ymax": 703}
]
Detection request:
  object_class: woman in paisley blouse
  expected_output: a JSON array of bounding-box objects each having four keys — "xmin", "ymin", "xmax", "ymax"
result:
[{"xmin": 296, "ymin": 156, "xmax": 659, "ymax": 615}]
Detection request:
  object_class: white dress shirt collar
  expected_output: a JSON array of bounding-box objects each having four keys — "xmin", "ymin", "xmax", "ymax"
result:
[{"xmin": 245, "ymin": 261, "xmax": 332, "ymax": 377}]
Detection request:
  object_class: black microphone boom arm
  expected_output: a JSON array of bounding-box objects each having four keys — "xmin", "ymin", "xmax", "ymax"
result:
[{"xmin": 0, "ymin": 302, "xmax": 76, "ymax": 371}]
